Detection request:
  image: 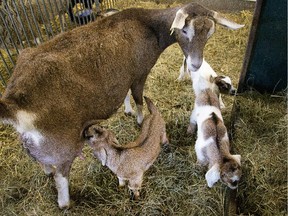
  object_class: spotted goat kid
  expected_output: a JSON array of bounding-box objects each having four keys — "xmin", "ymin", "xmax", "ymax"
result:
[{"xmin": 188, "ymin": 69, "xmax": 241, "ymax": 189}]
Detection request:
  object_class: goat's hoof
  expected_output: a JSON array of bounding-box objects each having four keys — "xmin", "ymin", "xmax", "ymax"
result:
[
  {"xmin": 124, "ymin": 111, "xmax": 136, "ymax": 116},
  {"xmin": 118, "ymin": 184, "xmax": 125, "ymax": 189},
  {"xmin": 130, "ymin": 193, "xmax": 140, "ymax": 201},
  {"xmin": 58, "ymin": 202, "xmax": 70, "ymax": 210}
]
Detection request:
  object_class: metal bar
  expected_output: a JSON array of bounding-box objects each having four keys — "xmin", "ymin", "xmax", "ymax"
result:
[
  {"xmin": 0, "ymin": 10, "xmax": 20, "ymax": 53},
  {"xmin": 0, "ymin": 50, "xmax": 10, "ymax": 86},
  {"xmin": 74, "ymin": 0, "xmax": 81, "ymax": 26},
  {"xmin": 6, "ymin": 1, "xmax": 25, "ymax": 48},
  {"xmin": 35, "ymin": 0, "xmax": 51, "ymax": 40},
  {"xmin": 62, "ymin": 0, "xmax": 73, "ymax": 28},
  {"xmin": 12, "ymin": 0, "xmax": 32, "ymax": 47},
  {"xmin": 19, "ymin": 0, "xmax": 38, "ymax": 45},
  {"xmin": 52, "ymin": 0, "xmax": 64, "ymax": 32},
  {"xmin": 41, "ymin": 0, "xmax": 55, "ymax": 37},
  {"xmin": 27, "ymin": 0, "xmax": 44, "ymax": 44},
  {"xmin": 81, "ymin": 0, "xmax": 88, "ymax": 25},
  {"xmin": 90, "ymin": 0, "xmax": 96, "ymax": 21},
  {"xmin": 0, "ymin": 35, "xmax": 15, "ymax": 71},
  {"xmin": 47, "ymin": 0, "xmax": 59, "ymax": 34}
]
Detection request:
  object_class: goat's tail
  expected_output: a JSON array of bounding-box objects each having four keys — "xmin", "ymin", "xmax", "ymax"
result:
[
  {"xmin": 144, "ymin": 96, "xmax": 158, "ymax": 114},
  {"xmin": 210, "ymin": 112, "xmax": 230, "ymax": 155}
]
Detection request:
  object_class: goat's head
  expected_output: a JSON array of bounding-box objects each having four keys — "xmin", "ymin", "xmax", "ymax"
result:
[
  {"xmin": 170, "ymin": 3, "xmax": 244, "ymax": 72},
  {"xmin": 210, "ymin": 75, "xmax": 237, "ymax": 95},
  {"xmin": 83, "ymin": 124, "xmax": 119, "ymax": 147},
  {"xmin": 220, "ymin": 155, "xmax": 242, "ymax": 189},
  {"xmin": 82, "ymin": 124, "xmax": 120, "ymax": 166}
]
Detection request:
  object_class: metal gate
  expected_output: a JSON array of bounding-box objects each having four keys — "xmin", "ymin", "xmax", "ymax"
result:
[{"xmin": 0, "ymin": 0, "xmax": 115, "ymax": 91}]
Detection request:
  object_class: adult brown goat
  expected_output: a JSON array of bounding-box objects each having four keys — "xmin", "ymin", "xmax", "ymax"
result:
[{"xmin": 0, "ymin": 3, "xmax": 243, "ymax": 208}]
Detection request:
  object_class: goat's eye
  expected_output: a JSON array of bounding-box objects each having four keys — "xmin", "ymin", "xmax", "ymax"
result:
[{"xmin": 182, "ymin": 29, "xmax": 187, "ymax": 34}]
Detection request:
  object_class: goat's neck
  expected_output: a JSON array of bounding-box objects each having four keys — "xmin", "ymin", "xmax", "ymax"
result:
[
  {"xmin": 104, "ymin": 146, "xmax": 121, "ymax": 173},
  {"xmin": 193, "ymin": 75, "xmax": 220, "ymax": 97},
  {"xmin": 128, "ymin": 7, "xmax": 180, "ymax": 50}
]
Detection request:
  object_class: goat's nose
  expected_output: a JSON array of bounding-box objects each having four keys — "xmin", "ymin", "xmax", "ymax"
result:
[
  {"xmin": 231, "ymin": 180, "xmax": 239, "ymax": 187},
  {"xmin": 230, "ymin": 88, "xmax": 237, "ymax": 95},
  {"xmin": 192, "ymin": 63, "xmax": 201, "ymax": 70}
]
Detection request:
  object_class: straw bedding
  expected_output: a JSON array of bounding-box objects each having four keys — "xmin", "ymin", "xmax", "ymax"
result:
[{"xmin": 0, "ymin": 1, "xmax": 286, "ymax": 215}]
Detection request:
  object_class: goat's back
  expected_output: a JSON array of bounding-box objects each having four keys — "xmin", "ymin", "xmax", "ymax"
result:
[{"xmin": 1, "ymin": 9, "xmax": 166, "ymax": 137}]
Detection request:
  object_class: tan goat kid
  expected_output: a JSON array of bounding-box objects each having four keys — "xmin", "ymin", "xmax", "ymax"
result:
[{"xmin": 83, "ymin": 97, "xmax": 168, "ymax": 199}]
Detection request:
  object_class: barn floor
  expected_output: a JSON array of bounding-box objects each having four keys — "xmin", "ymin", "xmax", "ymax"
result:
[{"xmin": 0, "ymin": 1, "xmax": 287, "ymax": 215}]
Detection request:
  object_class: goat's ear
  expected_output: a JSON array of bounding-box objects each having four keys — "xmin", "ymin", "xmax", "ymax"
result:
[
  {"xmin": 170, "ymin": 9, "xmax": 189, "ymax": 34},
  {"xmin": 205, "ymin": 164, "xmax": 220, "ymax": 188},
  {"xmin": 82, "ymin": 120, "xmax": 102, "ymax": 138},
  {"xmin": 231, "ymin": 154, "xmax": 241, "ymax": 165},
  {"xmin": 97, "ymin": 148, "xmax": 107, "ymax": 166},
  {"xmin": 213, "ymin": 12, "xmax": 244, "ymax": 30},
  {"xmin": 84, "ymin": 125, "xmax": 107, "ymax": 139},
  {"xmin": 209, "ymin": 75, "xmax": 216, "ymax": 83}
]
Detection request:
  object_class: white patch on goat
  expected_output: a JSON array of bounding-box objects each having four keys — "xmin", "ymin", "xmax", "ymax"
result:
[
  {"xmin": 16, "ymin": 110, "xmax": 37, "ymax": 133},
  {"xmin": 182, "ymin": 19, "xmax": 195, "ymax": 42},
  {"xmin": 54, "ymin": 173, "xmax": 70, "ymax": 208},
  {"xmin": 195, "ymin": 136, "xmax": 214, "ymax": 164},
  {"xmin": 16, "ymin": 110, "xmax": 43, "ymax": 146},
  {"xmin": 136, "ymin": 104, "xmax": 144, "ymax": 125},
  {"xmin": 221, "ymin": 76, "xmax": 232, "ymax": 85},
  {"xmin": 22, "ymin": 130, "xmax": 43, "ymax": 147},
  {"xmin": 124, "ymin": 92, "xmax": 135, "ymax": 115},
  {"xmin": 196, "ymin": 106, "xmax": 223, "ymax": 123},
  {"xmin": 230, "ymin": 175, "xmax": 240, "ymax": 182},
  {"xmin": 186, "ymin": 56, "xmax": 197, "ymax": 72}
]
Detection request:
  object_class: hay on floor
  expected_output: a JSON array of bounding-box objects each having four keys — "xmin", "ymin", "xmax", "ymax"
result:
[{"xmin": 1, "ymin": 1, "xmax": 286, "ymax": 215}]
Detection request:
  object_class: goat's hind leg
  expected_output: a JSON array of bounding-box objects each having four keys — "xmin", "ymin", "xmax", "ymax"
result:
[
  {"xmin": 118, "ymin": 176, "xmax": 126, "ymax": 188},
  {"xmin": 131, "ymin": 79, "xmax": 147, "ymax": 125},
  {"xmin": 40, "ymin": 163, "xmax": 55, "ymax": 176},
  {"xmin": 54, "ymin": 161, "xmax": 73, "ymax": 209},
  {"xmin": 124, "ymin": 90, "xmax": 136, "ymax": 116},
  {"xmin": 128, "ymin": 174, "xmax": 143, "ymax": 200}
]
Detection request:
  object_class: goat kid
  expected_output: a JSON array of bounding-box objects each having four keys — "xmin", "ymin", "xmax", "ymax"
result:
[
  {"xmin": 83, "ymin": 97, "xmax": 168, "ymax": 199},
  {"xmin": 178, "ymin": 58, "xmax": 236, "ymax": 109},
  {"xmin": 189, "ymin": 73, "xmax": 241, "ymax": 189},
  {"xmin": 0, "ymin": 3, "xmax": 243, "ymax": 208}
]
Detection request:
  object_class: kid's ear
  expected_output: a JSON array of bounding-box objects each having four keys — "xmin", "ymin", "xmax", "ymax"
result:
[
  {"xmin": 209, "ymin": 75, "xmax": 215, "ymax": 83},
  {"xmin": 231, "ymin": 154, "xmax": 241, "ymax": 165}
]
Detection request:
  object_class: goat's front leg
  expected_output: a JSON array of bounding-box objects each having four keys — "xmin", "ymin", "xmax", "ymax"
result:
[
  {"xmin": 54, "ymin": 161, "xmax": 73, "ymax": 209},
  {"xmin": 128, "ymin": 174, "xmax": 143, "ymax": 200},
  {"xmin": 118, "ymin": 176, "xmax": 126, "ymax": 188},
  {"xmin": 40, "ymin": 163, "xmax": 55, "ymax": 176},
  {"xmin": 219, "ymin": 94, "xmax": 225, "ymax": 109},
  {"xmin": 177, "ymin": 57, "xmax": 188, "ymax": 81}
]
